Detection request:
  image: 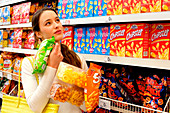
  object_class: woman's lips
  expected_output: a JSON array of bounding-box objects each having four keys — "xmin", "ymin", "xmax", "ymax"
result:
[{"xmin": 55, "ymin": 30, "xmax": 61, "ymax": 34}]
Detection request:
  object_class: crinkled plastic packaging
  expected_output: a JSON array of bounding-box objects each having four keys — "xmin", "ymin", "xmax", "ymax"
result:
[
  {"xmin": 50, "ymin": 79, "xmax": 84, "ymax": 106},
  {"xmin": 84, "ymin": 63, "xmax": 102, "ymax": 112},
  {"xmin": 56, "ymin": 62, "xmax": 87, "ymax": 88},
  {"xmin": 32, "ymin": 36, "xmax": 55, "ymax": 74}
]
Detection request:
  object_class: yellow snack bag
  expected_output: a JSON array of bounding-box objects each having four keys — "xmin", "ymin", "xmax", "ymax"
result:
[{"xmin": 56, "ymin": 62, "xmax": 87, "ymax": 88}]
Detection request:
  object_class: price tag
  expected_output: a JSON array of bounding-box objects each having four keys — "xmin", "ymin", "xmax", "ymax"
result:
[
  {"xmin": 7, "ymin": 73, "xmax": 12, "ymax": 80},
  {"xmin": 106, "ymin": 16, "xmax": 112, "ymax": 22},
  {"xmin": 99, "ymin": 99, "xmax": 111, "ymax": 110},
  {"xmin": 0, "ymin": 71, "xmax": 3, "ymax": 77}
]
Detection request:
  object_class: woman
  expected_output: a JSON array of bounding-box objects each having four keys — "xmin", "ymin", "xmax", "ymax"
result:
[{"xmin": 21, "ymin": 7, "xmax": 88, "ymax": 113}]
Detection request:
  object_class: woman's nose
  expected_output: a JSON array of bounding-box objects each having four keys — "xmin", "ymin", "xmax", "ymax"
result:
[{"xmin": 54, "ymin": 21, "xmax": 59, "ymax": 28}]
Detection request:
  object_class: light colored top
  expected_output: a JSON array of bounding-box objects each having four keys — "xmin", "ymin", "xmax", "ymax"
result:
[{"xmin": 21, "ymin": 53, "xmax": 88, "ymax": 113}]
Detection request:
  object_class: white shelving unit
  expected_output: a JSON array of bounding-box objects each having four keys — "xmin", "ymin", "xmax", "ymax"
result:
[
  {"xmin": 0, "ymin": 0, "xmax": 26, "ymax": 7},
  {"xmin": 0, "ymin": 22, "xmax": 32, "ymax": 29},
  {"xmin": 0, "ymin": 47, "xmax": 170, "ymax": 70},
  {"xmin": 60, "ymin": 12, "xmax": 170, "ymax": 25},
  {"xmin": 0, "ymin": 47, "xmax": 37, "ymax": 55}
]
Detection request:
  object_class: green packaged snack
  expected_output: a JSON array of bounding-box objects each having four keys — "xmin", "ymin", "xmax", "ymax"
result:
[{"xmin": 32, "ymin": 36, "xmax": 55, "ymax": 74}]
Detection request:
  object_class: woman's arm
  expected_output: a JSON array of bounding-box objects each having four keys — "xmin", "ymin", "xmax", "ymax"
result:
[{"xmin": 21, "ymin": 57, "xmax": 57, "ymax": 113}]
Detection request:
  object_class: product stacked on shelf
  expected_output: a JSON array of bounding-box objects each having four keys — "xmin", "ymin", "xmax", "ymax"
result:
[
  {"xmin": 0, "ymin": 51, "xmax": 26, "ymax": 81},
  {"xmin": 58, "ymin": 0, "xmax": 170, "ymax": 19},
  {"xmin": 0, "ymin": 29, "xmax": 38, "ymax": 49},
  {"xmin": 94, "ymin": 63, "xmax": 170, "ymax": 113}
]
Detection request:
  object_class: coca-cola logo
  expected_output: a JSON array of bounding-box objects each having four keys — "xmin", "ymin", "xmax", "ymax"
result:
[
  {"xmin": 110, "ymin": 29, "xmax": 125, "ymax": 40},
  {"xmin": 63, "ymin": 31, "xmax": 72, "ymax": 37},
  {"xmin": 126, "ymin": 29, "xmax": 143, "ymax": 40},
  {"xmin": 151, "ymin": 29, "xmax": 169, "ymax": 41}
]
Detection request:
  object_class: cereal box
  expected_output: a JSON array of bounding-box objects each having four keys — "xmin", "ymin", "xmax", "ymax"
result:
[
  {"xmin": 98, "ymin": 26, "xmax": 110, "ymax": 55},
  {"xmin": 0, "ymin": 30, "xmax": 3, "ymax": 48},
  {"xmin": 20, "ymin": 2, "xmax": 31, "ymax": 23},
  {"xmin": 69, "ymin": 0, "xmax": 81, "ymax": 18},
  {"xmin": 3, "ymin": 6, "xmax": 10, "ymax": 25},
  {"xmin": 107, "ymin": 0, "xmax": 123, "ymax": 15},
  {"xmin": 123, "ymin": 0, "xmax": 133, "ymax": 14},
  {"xmin": 80, "ymin": 0, "xmax": 85, "ymax": 18},
  {"xmin": 62, "ymin": 26, "xmax": 74, "ymax": 50},
  {"xmin": 150, "ymin": 23, "xmax": 170, "ymax": 60},
  {"xmin": 12, "ymin": 5, "xmax": 21, "ymax": 24},
  {"xmin": 110, "ymin": 24, "xmax": 126, "ymax": 57},
  {"xmin": 13, "ymin": 29, "xmax": 23, "ymax": 48},
  {"xmin": 58, "ymin": 0, "xmax": 70, "ymax": 19},
  {"xmin": 94, "ymin": 0, "xmax": 107, "ymax": 16},
  {"xmin": 74, "ymin": 27, "xmax": 86, "ymax": 53},
  {"xmin": 0, "ymin": 8, "xmax": 3, "ymax": 25},
  {"xmin": 8, "ymin": 30, "xmax": 14, "ymax": 48},
  {"xmin": 131, "ymin": 0, "xmax": 141, "ymax": 13},
  {"xmin": 149, "ymin": 0, "xmax": 162, "ymax": 12},
  {"xmin": 162, "ymin": 0, "xmax": 170, "ymax": 11},
  {"xmin": 141, "ymin": 0, "xmax": 150, "ymax": 13},
  {"xmin": 125, "ymin": 23, "xmax": 150, "ymax": 58},
  {"xmin": 83, "ymin": 0, "xmax": 93, "ymax": 17},
  {"xmin": 26, "ymin": 31, "xmax": 35, "ymax": 49},
  {"xmin": 86, "ymin": 27, "xmax": 98, "ymax": 54}
]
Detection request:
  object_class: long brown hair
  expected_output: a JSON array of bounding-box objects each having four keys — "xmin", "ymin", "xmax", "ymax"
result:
[{"xmin": 32, "ymin": 7, "xmax": 81, "ymax": 68}]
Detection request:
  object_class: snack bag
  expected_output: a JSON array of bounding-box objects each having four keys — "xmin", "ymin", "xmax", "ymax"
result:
[
  {"xmin": 50, "ymin": 78, "xmax": 84, "ymax": 106},
  {"xmin": 8, "ymin": 30, "xmax": 14, "ymax": 48},
  {"xmin": 50, "ymin": 80, "xmax": 71, "ymax": 102},
  {"xmin": 56, "ymin": 62, "xmax": 87, "ymax": 88},
  {"xmin": 33, "ymin": 36, "xmax": 55, "ymax": 74},
  {"xmin": 143, "ymin": 75, "xmax": 167, "ymax": 112},
  {"xmin": 84, "ymin": 63, "xmax": 102, "ymax": 112}
]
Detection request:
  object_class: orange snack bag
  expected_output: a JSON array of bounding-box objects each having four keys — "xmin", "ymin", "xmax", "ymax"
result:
[{"xmin": 84, "ymin": 63, "xmax": 102, "ymax": 112}]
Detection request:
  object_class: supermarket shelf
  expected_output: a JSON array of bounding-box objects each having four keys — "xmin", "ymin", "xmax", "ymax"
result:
[
  {"xmin": 0, "ymin": 0, "xmax": 26, "ymax": 7},
  {"xmin": 60, "ymin": 11, "xmax": 170, "ymax": 25},
  {"xmin": 0, "ymin": 47, "xmax": 37, "ymax": 55},
  {"xmin": 99, "ymin": 96, "xmax": 169, "ymax": 113},
  {"xmin": 81, "ymin": 54, "xmax": 170, "ymax": 70},
  {"xmin": 0, "ymin": 12, "xmax": 169, "ymax": 28},
  {"xmin": 0, "ymin": 70, "xmax": 19, "ymax": 82},
  {"xmin": 0, "ymin": 22, "xmax": 32, "ymax": 29}
]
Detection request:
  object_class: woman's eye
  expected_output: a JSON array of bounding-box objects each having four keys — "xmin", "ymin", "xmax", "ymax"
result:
[
  {"xmin": 45, "ymin": 22, "xmax": 50, "ymax": 25},
  {"xmin": 56, "ymin": 19, "xmax": 60, "ymax": 22}
]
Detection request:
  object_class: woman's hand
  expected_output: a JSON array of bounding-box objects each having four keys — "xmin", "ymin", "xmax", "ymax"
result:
[{"xmin": 48, "ymin": 43, "xmax": 63, "ymax": 69}]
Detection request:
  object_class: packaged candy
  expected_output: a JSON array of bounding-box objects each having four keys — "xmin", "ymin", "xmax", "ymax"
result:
[
  {"xmin": 136, "ymin": 75, "xmax": 146, "ymax": 101},
  {"xmin": 0, "ymin": 55, "xmax": 3, "ymax": 70},
  {"xmin": 84, "ymin": 63, "xmax": 102, "ymax": 112},
  {"xmin": 8, "ymin": 30, "xmax": 14, "ymax": 48},
  {"xmin": 56, "ymin": 62, "xmax": 87, "ymax": 88},
  {"xmin": 33, "ymin": 36, "xmax": 55, "ymax": 74},
  {"xmin": 143, "ymin": 75, "xmax": 167, "ymax": 112},
  {"xmin": 50, "ymin": 78, "xmax": 84, "ymax": 106},
  {"xmin": 20, "ymin": 2, "xmax": 31, "ymax": 23},
  {"xmin": 13, "ymin": 29, "xmax": 23, "ymax": 48}
]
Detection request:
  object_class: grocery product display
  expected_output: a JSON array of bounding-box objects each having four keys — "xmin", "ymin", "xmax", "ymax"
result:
[{"xmin": 0, "ymin": 0, "xmax": 169, "ymax": 113}]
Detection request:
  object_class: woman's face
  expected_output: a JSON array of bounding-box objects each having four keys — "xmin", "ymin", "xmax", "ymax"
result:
[{"xmin": 37, "ymin": 10, "xmax": 63, "ymax": 42}]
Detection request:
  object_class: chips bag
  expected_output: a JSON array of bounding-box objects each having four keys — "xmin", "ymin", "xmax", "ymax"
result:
[
  {"xmin": 50, "ymin": 78, "xmax": 84, "ymax": 106},
  {"xmin": 84, "ymin": 63, "xmax": 102, "ymax": 112},
  {"xmin": 33, "ymin": 36, "xmax": 55, "ymax": 74},
  {"xmin": 0, "ymin": 55, "xmax": 3, "ymax": 70},
  {"xmin": 56, "ymin": 62, "xmax": 87, "ymax": 88},
  {"xmin": 143, "ymin": 75, "xmax": 167, "ymax": 112}
]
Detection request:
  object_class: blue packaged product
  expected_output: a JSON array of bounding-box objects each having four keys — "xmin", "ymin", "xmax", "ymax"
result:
[
  {"xmin": 86, "ymin": 27, "xmax": 98, "ymax": 54},
  {"xmin": 74, "ymin": 27, "xmax": 86, "ymax": 53},
  {"xmin": 93, "ymin": 0, "xmax": 107, "ymax": 16},
  {"xmin": 98, "ymin": 26, "xmax": 110, "ymax": 55}
]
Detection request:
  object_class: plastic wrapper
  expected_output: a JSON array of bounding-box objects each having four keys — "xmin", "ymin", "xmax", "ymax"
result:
[
  {"xmin": 56, "ymin": 62, "xmax": 87, "ymax": 88},
  {"xmin": 143, "ymin": 75, "xmax": 167, "ymax": 112},
  {"xmin": 84, "ymin": 63, "xmax": 102, "ymax": 112},
  {"xmin": 33, "ymin": 36, "xmax": 55, "ymax": 74},
  {"xmin": 50, "ymin": 78, "xmax": 84, "ymax": 106}
]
